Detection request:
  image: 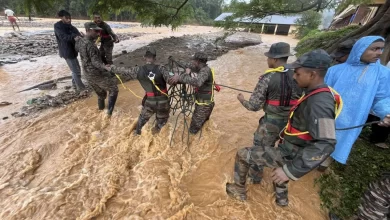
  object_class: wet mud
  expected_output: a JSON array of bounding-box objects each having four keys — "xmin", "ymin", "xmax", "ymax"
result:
[{"xmin": 0, "ymin": 21, "xmax": 326, "ymax": 219}]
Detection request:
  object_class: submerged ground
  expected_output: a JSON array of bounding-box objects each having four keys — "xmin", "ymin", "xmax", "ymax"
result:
[{"xmin": 0, "ymin": 19, "xmax": 327, "ymax": 219}]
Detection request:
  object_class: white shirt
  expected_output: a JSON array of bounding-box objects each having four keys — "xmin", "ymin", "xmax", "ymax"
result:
[{"xmin": 5, "ymin": 9, "xmax": 15, "ymax": 17}]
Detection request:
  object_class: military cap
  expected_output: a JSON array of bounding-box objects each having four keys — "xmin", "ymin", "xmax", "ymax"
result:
[
  {"xmin": 264, "ymin": 42, "xmax": 293, "ymax": 58},
  {"xmin": 192, "ymin": 52, "xmax": 208, "ymax": 61},
  {"xmin": 145, "ymin": 47, "xmax": 156, "ymax": 56},
  {"xmin": 330, "ymin": 39, "xmax": 357, "ymax": 58},
  {"xmin": 84, "ymin": 22, "xmax": 102, "ymax": 30},
  {"xmin": 285, "ymin": 49, "xmax": 332, "ymax": 70}
]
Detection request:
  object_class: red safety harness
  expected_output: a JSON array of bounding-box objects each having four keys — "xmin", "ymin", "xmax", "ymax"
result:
[{"xmin": 284, "ymin": 87, "xmax": 341, "ymax": 141}]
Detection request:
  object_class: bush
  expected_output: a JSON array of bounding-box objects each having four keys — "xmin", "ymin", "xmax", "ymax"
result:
[
  {"xmin": 316, "ymin": 128, "xmax": 390, "ymax": 219},
  {"xmin": 295, "ymin": 25, "xmax": 360, "ymax": 56}
]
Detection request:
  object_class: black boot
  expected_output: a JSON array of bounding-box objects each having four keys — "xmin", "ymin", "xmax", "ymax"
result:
[
  {"xmin": 135, "ymin": 116, "xmax": 148, "ymax": 135},
  {"xmin": 107, "ymin": 93, "xmax": 118, "ymax": 116},
  {"xmin": 98, "ymin": 98, "xmax": 105, "ymax": 110}
]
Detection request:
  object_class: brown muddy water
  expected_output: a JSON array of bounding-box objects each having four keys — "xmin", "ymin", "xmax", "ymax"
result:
[{"xmin": 0, "ymin": 25, "xmax": 327, "ymax": 219}]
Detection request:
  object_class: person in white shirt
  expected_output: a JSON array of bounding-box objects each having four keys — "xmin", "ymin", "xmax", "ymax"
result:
[{"xmin": 4, "ymin": 7, "xmax": 20, "ymax": 31}]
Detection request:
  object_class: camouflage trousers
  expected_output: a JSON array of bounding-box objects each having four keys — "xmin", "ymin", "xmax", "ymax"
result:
[
  {"xmin": 137, "ymin": 98, "xmax": 170, "ymax": 133},
  {"xmin": 100, "ymin": 41, "xmax": 114, "ymax": 65},
  {"xmin": 357, "ymin": 176, "xmax": 390, "ymax": 220},
  {"xmin": 189, "ymin": 102, "xmax": 215, "ymax": 134},
  {"xmin": 234, "ymin": 114, "xmax": 288, "ymax": 189},
  {"xmin": 86, "ymin": 74, "xmax": 119, "ymax": 99}
]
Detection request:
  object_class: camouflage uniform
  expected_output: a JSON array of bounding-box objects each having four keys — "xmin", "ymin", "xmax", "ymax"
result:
[
  {"xmin": 227, "ymin": 50, "xmax": 337, "ymax": 206},
  {"xmin": 75, "ymin": 22, "xmax": 119, "ymax": 115},
  {"xmin": 96, "ymin": 22, "xmax": 118, "ymax": 65},
  {"xmin": 111, "ymin": 48, "xmax": 172, "ymax": 134},
  {"xmin": 358, "ymin": 175, "xmax": 390, "ymax": 220},
  {"xmin": 179, "ymin": 57, "xmax": 214, "ymax": 134}
]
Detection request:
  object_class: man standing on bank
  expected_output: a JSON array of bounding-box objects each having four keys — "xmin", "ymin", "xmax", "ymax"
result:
[
  {"xmin": 54, "ymin": 10, "xmax": 86, "ymax": 91},
  {"xmin": 93, "ymin": 12, "xmax": 120, "ymax": 65}
]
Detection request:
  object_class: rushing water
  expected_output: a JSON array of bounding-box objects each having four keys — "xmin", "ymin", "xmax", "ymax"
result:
[{"xmin": 0, "ymin": 27, "xmax": 327, "ymax": 219}]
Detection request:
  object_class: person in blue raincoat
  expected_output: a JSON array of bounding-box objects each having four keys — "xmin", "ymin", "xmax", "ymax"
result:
[{"xmin": 325, "ymin": 36, "xmax": 390, "ymax": 164}]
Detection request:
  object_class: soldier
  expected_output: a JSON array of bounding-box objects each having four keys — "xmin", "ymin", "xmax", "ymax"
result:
[
  {"xmin": 226, "ymin": 49, "xmax": 339, "ymax": 207},
  {"xmin": 170, "ymin": 52, "xmax": 216, "ymax": 134},
  {"xmin": 329, "ymin": 172, "xmax": 390, "ymax": 220},
  {"xmin": 93, "ymin": 12, "xmax": 119, "ymax": 65},
  {"xmin": 235, "ymin": 42, "xmax": 303, "ymax": 184},
  {"xmin": 330, "ymin": 39, "xmax": 357, "ymax": 64},
  {"xmin": 75, "ymin": 22, "xmax": 119, "ymax": 116},
  {"xmin": 107, "ymin": 48, "xmax": 174, "ymax": 135}
]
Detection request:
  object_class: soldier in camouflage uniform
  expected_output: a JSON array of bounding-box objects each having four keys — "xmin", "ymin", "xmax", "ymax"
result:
[
  {"xmin": 227, "ymin": 42, "xmax": 302, "ymax": 205},
  {"xmin": 75, "ymin": 22, "xmax": 119, "ymax": 116},
  {"xmin": 227, "ymin": 50, "xmax": 338, "ymax": 207},
  {"xmin": 231, "ymin": 43, "xmax": 303, "ymax": 198},
  {"xmin": 171, "ymin": 52, "xmax": 215, "ymax": 134},
  {"xmin": 93, "ymin": 12, "xmax": 119, "ymax": 65},
  {"xmin": 330, "ymin": 173, "xmax": 390, "ymax": 220},
  {"xmin": 107, "ymin": 47, "xmax": 174, "ymax": 135}
]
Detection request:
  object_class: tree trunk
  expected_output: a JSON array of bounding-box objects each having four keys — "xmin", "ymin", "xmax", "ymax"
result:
[{"xmin": 326, "ymin": 0, "xmax": 390, "ymax": 55}]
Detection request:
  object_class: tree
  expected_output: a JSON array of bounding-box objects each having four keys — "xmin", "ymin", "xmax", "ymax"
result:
[
  {"xmin": 325, "ymin": 0, "xmax": 390, "ymax": 64},
  {"xmin": 294, "ymin": 10, "xmax": 322, "ymax": 39}
]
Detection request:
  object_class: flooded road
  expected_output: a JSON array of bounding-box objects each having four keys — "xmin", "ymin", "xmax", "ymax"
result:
[{"xmin": 0, "ymin": 26, "xmax": 327, "ymax": 219}]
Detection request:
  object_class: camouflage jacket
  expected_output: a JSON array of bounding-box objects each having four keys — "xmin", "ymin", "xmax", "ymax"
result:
[
  {"xmin": 75, "ymin": 36, "xmax": 110, "ymax": 79},
  {"xmin": 97, "ymin": 22, "xmax": 118, "ymax": 41},
  {"xmin": 240, "ymin": 68, "xmax": 302, "ymax": 118},
  {"xmin": 281, "ymin": 84, "xmax": 336, "ymax": 180},
  {"xmin": 179, "ymin": 64, "xmax": 213, "ymax": 101}
]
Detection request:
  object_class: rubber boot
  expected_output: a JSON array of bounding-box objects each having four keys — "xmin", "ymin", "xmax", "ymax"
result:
[
  {"xmin": 135, "ymin": 116, "xmax": 148, "ymax": 135},
  {"xmin": 274, "ymin": 183, "xmax": 289, "ymax": 207},
  {"xmin": 226, "ymin": 183, "xmax": 247, "ymax": 201},
  {"xmin": 107, "ymin": 93, "xmax": 118, "ymax": 116},
  {"xmin": 98, "ymin": 98, "xmax": 105, "ymax": 110}
]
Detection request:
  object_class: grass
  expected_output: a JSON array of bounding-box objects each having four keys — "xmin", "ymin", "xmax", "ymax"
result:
[{"xmin": 316, "ymin": 127, "xmax": 390, "ymax": 218}]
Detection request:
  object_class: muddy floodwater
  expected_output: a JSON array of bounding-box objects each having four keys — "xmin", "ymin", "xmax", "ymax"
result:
[{"xmin": 0, "ymin": 20, "xmax": 327, "ymax": 219}]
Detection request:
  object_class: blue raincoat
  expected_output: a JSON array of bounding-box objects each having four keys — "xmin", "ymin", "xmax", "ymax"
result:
[{"xmin": 325, "ymin": 36, "xmax": 390, "ymax": 164}]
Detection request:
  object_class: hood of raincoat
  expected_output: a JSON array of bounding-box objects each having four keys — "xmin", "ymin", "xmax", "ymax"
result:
[
  {"xmin": 346, "ymin": 36, "xmax": 384, "ymax": 65},
  {"xmin": 325, "ymin": 35, "xmax": 390, "ymax": 164}
]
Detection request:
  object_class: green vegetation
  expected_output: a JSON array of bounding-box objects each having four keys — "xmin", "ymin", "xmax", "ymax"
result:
[
  {"xmin": 316, "ymin": 128, "xmax": 390, "ymax": 218},
  {"xmin": 295, "ymin": 25, "xmax": 360, "ymax": 56},
  {"xmin": 293, "ymin": 10, "xmax": 322, "ymax": 39},
  {"xmin": 1, "ymin": 0, "xmax": 224, "ymax": 27}
]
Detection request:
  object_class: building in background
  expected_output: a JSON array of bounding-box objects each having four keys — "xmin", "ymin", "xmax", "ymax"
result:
[
  {"xmin": 214, "ymin": 12, "xmax": 301, "ymax": 36},
  {"xmin": 330, "ymin": 0, "xmax": 385, "ymax": 28}
]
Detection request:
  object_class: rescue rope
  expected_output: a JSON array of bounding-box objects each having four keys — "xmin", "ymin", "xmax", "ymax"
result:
[
  {"xmin": 336, "ymin": 121, "xmax": 380, "ymax": 130},
  {"xmin": 216, "ymin": 84, "xmax": 252, "ymax": 93},
  {"xmin": 114, "ymin": 74, "xmax": 143, "ymax": 99}
]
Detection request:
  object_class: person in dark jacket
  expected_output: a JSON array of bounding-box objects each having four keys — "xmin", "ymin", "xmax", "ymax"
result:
[
  {"xmin": 108, "ymin": 48, "xmax": 174, "ymax": 135},
  {"xmin": 226, "ymin": 50, "xmax": 338, "ymax": 207},
  {"xmin": 54, "ymin": 10, "xmax": 86, "ymax": 91},
  {"xmin": 93, "ymin": 12, "xmax": 119, "ymax": 65}
]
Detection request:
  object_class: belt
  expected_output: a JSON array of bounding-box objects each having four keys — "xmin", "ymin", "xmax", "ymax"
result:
[
  {"xmin": 146, "ymin": 89, "xmax": 168, "ymax": 97},
  {"xmin": 266, "ymin": 100, "xmax": 298, "ymax": 106}
]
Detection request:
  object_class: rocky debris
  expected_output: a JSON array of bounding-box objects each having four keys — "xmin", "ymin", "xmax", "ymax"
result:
[
  {"xmin": 38, "ymin": 83, "xmax": 57, "ymax": 90},
  {"xmin": 114, "ymin": 31, "xmax": 262, "ymax": 70},
  {"xmin": 0, "ymin": 102, "xmax": 12, "ymax": 107},
  {"xmin": 13, "ymin": 89, "xmax": 92, "ymax": 117},
  {"xmin": 0, "ymin": 32, "xmax": 143, "ymax": 64}
]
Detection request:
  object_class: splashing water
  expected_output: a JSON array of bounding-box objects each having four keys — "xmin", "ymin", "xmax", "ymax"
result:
[{"xmin": 0, "ymin": 35, "xmax": 327, "ymax": 219}]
